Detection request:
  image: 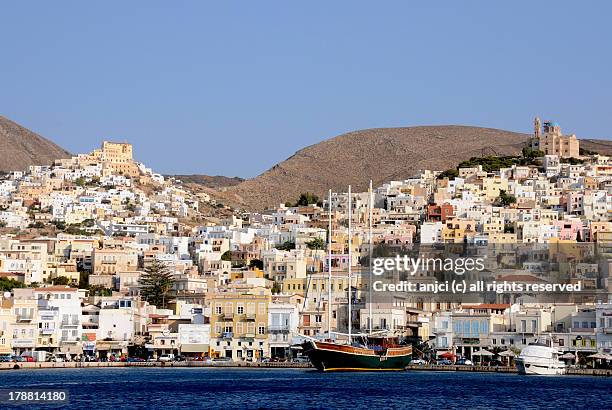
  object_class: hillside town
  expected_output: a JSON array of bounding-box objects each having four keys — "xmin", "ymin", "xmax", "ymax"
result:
[{"xmin": 0, "ymin": 119, "xmax": 611, "ymax": 366}]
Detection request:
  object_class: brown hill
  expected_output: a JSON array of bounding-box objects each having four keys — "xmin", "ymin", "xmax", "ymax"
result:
[
  {"xmin": 0, "ymin": 115, "xmax": 70, "ymax": 172},
  {"xmin": 581, "ymin": 139, "xmax": 612, "ymax": 156},
  {"xmin": 227, "ymin": 126, "xmax": 533, "ymax": 210},
  {"xmin": 171, "ymin": 174, "xmax": 244, "ymax": 189}
]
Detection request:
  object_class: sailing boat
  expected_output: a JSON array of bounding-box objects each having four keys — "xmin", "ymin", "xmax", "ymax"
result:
[{"xmin": 303, "ymin": 184, "xmax": 413, "ymax": 371}]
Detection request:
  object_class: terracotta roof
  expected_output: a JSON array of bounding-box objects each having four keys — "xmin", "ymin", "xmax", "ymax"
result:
[
  {"xmin": 0, "ymin": 272, "xmax": 24, "ymax": 277},
  {"xmin": 498, "ymin": 274, "xmax": 546, "ymax": 283},
  {"xmin": 33, "ymin": 286, "xmax": 78, "ymax": 292},
  {"xmin": 463, "ymin": 303, "xmax": 510, "ymax": 310}
]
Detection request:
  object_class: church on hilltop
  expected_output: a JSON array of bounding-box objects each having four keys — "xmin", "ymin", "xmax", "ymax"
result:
[{"xmin": 530, "ymin": 117, "xmax": 579, "ymax": 158}]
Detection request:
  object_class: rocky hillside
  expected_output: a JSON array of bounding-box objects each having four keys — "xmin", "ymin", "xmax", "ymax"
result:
[
  {"xmin": 0, "ymin": 116, "xmax": 70, "ymax": 172},
  {"xmin": 581, "ymin": 139, "xmax": 612, "ymax": 156},
  {"xmin": 227, "ymin": 126, "xmax": 532, "ymax": 210},
  {"xmin": 171, "ymin": 174, "xmax": 244, "ymax": 189}
]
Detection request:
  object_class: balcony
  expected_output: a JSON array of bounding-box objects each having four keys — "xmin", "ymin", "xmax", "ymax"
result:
[
  {"xmin": 220, "ymin": 312, "xmax": 234, "ymax": 320},
  {"xmin": 245, "ymin": 314, "xmax": 256, "ymax": 321},
  {"xmin": 221, "ymin": 332, "xmax": 233, "ymax": 340},
  {"xmin": 16, "ymin": 315, "xmax": 34, "ymax": 322},
  {"xmin": 268, "ymin": 326, "xmax": 290, "ymax": 334},
  {"xmin": 61, "ymin": 321, "xmax": 80, "ymax": 328},
  {"xmin": 242, "ymin": 333, "xmax": 256, "ymax": 340},
  {"xmin": 40, "ymin": 328, "xmax": 56, "ymax": 335}
]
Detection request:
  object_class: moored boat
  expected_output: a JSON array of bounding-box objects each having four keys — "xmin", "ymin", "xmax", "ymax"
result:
[
  {"xmin": 303, "ymin": 337, "xmax": 412, "ymax": 371},
  {"xmin": 516, "ymin": 341, "xmax": 566, "ymax": 375}
]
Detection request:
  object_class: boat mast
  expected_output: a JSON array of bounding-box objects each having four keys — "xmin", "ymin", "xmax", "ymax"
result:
[
  {"xmin": 368, "ymin": 180, "xmax": 373, "ymax": 335},
  {"xmin": 348, "ymin": 185, "xmax": 352, "ymax": 343},
  {"xmin": 327, "ymin": 189, "xmax": 332, "ymax": 339}
]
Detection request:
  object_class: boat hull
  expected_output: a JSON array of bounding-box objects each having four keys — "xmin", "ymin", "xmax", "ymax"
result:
[
  {"xmin": 516, "ymin": 358, "xmax": 566, "ymax": 375},
  {"xmin": 303, "ymin": 341, "xmax": 412, "ymax": 372}
]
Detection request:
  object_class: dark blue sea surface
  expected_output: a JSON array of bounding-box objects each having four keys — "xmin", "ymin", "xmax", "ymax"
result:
[{"xmin": 1, "ymin": 367, "xmax": 611, "ymax": 409}]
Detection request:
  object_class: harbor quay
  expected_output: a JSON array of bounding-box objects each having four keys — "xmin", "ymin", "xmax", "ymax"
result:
[{"xmin": 2, "ymin": 361, "xmax": 612, "ymax": 377}]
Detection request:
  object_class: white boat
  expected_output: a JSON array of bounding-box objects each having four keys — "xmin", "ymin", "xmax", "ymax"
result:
[{"xmin": 516, "ymin": 342, "xmax": 566, "ymax": 375}]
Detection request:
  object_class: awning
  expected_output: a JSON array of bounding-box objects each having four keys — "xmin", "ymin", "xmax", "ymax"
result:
[
  {"xmin": 439, "ymin": 351, "xmax": 456, "ymax": 359},
  {"xmin": 498, "ymin": 350, "xmax": 515, "ymax": 357},
  {"xmin": 180, "ymin": 344, "xmax": 209, "ymax": 353},
  {"xmin": 588, "ymin": 353, "xmax": 610, "ymax": 360},
  {"xmin": 472, "ymin": 349, "xmax": 494, "ymax": 356}
]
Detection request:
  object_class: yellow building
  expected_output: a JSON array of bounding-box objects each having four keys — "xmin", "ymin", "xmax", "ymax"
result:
[
  {"xmin": 88, "ymin": 141, "xmax": 140, "ymax": 177},
  {"xmin": 92, "ymin": 246, "xmax": 139, "ymax": 275},
  {"xmin": 442, "ymin": 219, "xmax": 477, "ymax": 243},
  {"xmin": 481, "ymin": 176, "xmax": 509, "ymax": 201},
  {"xmin": 209, "ymin": 290, "xmax": 271, "ymax": 360},
  {"xmin": 0, "ymin": 297, "xmax": 14, "ymax": 355}
]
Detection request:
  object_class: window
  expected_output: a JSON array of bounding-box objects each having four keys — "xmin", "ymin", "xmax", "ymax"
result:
[
  {"xmin": 257, "ymin": 324, "xmax": 265, "ymax": 335},
  {"xmin": 237, "ymin": 304, "xmax": 244, "ymax": 315},
  {"xmin": 225, "ymin": 302, "xmax": 233, "ymax": 315},
  {"xmin": 215, "ymin": 304, "xmax": 222, "ymax": 315},
  {"xmin": 247, "ymin": 303, "xmax": 255, "ymax": 315},
  {"xmin": 258, "ymin": 303, "xmax": 266, "ymax": 315}
]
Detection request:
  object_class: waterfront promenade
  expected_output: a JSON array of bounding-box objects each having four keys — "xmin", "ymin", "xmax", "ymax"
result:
[{"xmin": 2, "ymin": 361, "xmax": 611, "ymax": 376}]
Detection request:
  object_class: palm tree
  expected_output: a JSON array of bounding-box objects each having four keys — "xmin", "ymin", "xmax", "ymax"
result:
[{"xmin": 139, "ymin": 260, "xmax": 175, "ymax": 309}]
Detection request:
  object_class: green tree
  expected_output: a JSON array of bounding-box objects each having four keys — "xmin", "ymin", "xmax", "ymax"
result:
[
  {"xmin": 79, "ymin": 271, "xmax": 90, "ymax": 288},
  {"xmin": 88, "ymin": 285, "xmax": 113, "ymax": 296},
  {"xmin": 522, "ymin": 146, "xmax": 545, "ymax": 159},
  {"xmin": 0, "ymin": 277, "xmax": 25, "ymax": 291},
  {"xmin": 496, "ymin": 190, "xmax": 516, "ymax": 206},
  {"xmin": 271, "ymin": 281, "xmax": 282, "ymax": 294},
  {"xmin": 221, "ymin": 250, "xmax": 233, "ymax": 261},
  {"xmin": 437, "ymin": 169, "xmax": 459, "ymax": 180},
  {"xmin": 275, "ymin": 240, "xmax": 296, "ymax": 251},
  {"xmin": 51, "ymin": 276, "xmax": 71, "ymax": 286},
  {"xmin": 248, "ymin": 259, "xmax": 264, "ymax": 270},
  {"xmin": 139, "ymin": 260, "xmax": 175, "ymax": 309},
  {"xmin": 75, "ymin": 177, "xmax": 86, "ymax": 187},
  {"xmin": 295, "ymin": 192, "xmax": 320, "ymax": 206},
  {"xmin": 306, "ymin": 237, "xmax": 325, "ymax": 250}
]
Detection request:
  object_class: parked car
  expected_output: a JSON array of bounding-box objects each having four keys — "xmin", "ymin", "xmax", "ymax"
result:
[
  {"xmin": 157, "ymin": 354, "xmax": 173, "ymax": 363},
  {"xmin": 293, "ymin": 356, "xmax": 310, "ymax": 363},
  {"xmin": 485, "ymin": 360, "xmax": 503, "ymax": 367},
  {"xmin": 126, "ymin": 357, "xmax": 145, "ymax": 362},
  {"xmin": 11, "ymin": 355, "xmax": 26, "ymax": 362},
  {"xmin": 456, "ymin": 359, "xmax": 473, "ymax": 366},
  {"xmin": 437, "ymin": 359, "xmax": 453, "ymax": 365},
  {"xmin": 212, "ymin": 357, "xmax": 232, "ymax": 362},
  {"xmin": 0, "ymin": 355, "xmax": 13, "ymax": 362},
  {"xmin": 412, "ymin": 358, "xmax": 427, "ymax": 365},
  {"xmin": 174, "ymin": 355, "xmax": 186, "ymax": 362}
]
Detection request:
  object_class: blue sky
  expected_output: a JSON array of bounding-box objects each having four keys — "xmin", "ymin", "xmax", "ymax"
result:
[{"xmin": 1, "ymin": 1, "xmax": 610, "ymax": 177}]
